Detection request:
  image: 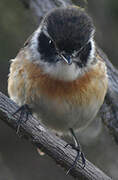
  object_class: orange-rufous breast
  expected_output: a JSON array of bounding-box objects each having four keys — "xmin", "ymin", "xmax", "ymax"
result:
[{"xmin": 8, "ymin": 55, "xmax": 108, "ymax": 132}]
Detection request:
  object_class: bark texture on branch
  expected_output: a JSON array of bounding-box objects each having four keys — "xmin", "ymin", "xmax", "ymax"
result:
[{"xmin": 0, "ymin": 92, "xmax": 111, "ymax": 180}]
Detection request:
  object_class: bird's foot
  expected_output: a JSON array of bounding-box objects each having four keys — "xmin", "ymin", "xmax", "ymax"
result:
[
  {"xmin": 65, "ymin": 128, "xmax": 86, "ymax": 175},
  {"xmin": 12, "ymin": 104, "xmax": 32, "ymax": 134}
]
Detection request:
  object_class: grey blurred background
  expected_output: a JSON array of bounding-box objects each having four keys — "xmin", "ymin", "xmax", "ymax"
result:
[{"xmin": 0, "ymin": 0, "xmax": 118, "ymax": 179}]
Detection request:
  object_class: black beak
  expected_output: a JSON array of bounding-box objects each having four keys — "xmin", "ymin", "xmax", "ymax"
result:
[{"xmin": 59, "ymin": 54, "xmax": 72, "ymax": 65}]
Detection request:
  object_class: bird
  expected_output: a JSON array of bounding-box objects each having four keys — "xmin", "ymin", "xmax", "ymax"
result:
[{"xmin": 8, "ymin": 6, "xmax": 108, "ymax": 172}]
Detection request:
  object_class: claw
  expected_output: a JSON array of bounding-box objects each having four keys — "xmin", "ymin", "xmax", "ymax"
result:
[
  {"xmin": 65, "ymin": 128, "xmax": 86, "ymax": 175},
  {"xmin": 12, "ymin": 104, "xmax": 32, "ymax": 134}
]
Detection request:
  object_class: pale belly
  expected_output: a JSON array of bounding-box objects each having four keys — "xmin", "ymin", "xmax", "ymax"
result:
[{"xmin": 32, "ymin": 96, "xmax": 101, "ymax": 133}]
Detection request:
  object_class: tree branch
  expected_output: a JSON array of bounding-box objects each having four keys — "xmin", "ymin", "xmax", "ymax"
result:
[
  {"xmin": 96, "ymin": 47, "xmax": 118, "ymax": 143},
  {"xmin": 0, "ymin": 92, "xmax": 111, "ymax": 180}
]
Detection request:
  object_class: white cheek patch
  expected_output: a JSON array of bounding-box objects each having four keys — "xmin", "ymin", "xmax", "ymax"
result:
[
  {"xmin": 26, "ymin": 27, "xmax": 42, "ymax": 62},
  {"xmin": 87, "ymin": 38, "xmax": 95, "ymax": 66}
]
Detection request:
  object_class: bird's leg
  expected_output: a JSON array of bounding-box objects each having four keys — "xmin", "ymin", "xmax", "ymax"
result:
[
  {"xmin": 65, "ymin": 128, "xmax": 86, "ymax": 175},
  {"xmin": 12, "ymin": 104, "xmax": 32, "ymax": 134}
]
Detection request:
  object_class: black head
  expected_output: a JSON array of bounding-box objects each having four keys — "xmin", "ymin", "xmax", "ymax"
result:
[{"xmin": 37, "ymin": 6, "xmax": 95, "ymax": 67}]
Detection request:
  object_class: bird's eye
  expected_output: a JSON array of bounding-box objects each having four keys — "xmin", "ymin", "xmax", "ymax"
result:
[
  {"xmin": 38, "ymin": 32, "xmax": 56, "ymax": 57},
  {"xmin": 49, "ymin": 40, "xmax": 52, "ymax": 44}
]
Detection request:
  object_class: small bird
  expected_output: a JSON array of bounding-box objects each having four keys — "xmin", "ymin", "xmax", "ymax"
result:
[{"xmin": 8, "ymin": 6, "xmax": 108, "ymax": 170}]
